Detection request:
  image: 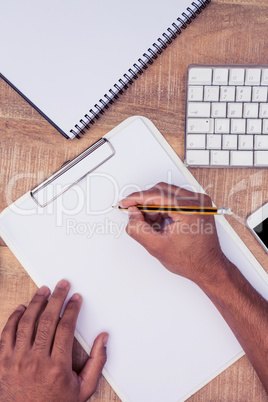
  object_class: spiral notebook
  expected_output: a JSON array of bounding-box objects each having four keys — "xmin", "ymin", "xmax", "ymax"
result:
[
  {"xmin": 0, "ymin": 0, "xmax": 210, "ymax": 139},
  {"xmin": 1, "ymin": 116, "xmax": 268, "ymax": 401}
]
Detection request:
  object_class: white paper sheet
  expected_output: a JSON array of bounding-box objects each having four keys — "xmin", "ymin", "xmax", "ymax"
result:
[
  {"xmin": 0, "ymin": 117, "xmax": 267, "ymax": 401},
  {"xmin": 0, "ymin": 0, "xmax": 206, "ymax": 137}
]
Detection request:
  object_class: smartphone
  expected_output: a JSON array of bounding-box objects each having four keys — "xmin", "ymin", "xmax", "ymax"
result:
[{"xmin": 246, "ymin": 202, "xmax": 268, "ymax": 253}]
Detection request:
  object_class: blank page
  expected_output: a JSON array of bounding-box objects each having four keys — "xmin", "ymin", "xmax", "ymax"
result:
[
  {"xmin": 1, "ymin": 0, "xmax": 204, "ymax": 137},
  {"xmin": 0, "ymin": 117, "xmax": 267, "ymax": 401}
]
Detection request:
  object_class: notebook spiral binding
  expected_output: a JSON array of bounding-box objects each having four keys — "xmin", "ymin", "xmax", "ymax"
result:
[{"xmin": 70, "ymin": 0, "xmax": 211, "ymax": 139}]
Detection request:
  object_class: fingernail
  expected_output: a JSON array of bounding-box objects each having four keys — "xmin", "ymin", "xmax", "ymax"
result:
[
  {"xmin": 36, "ymin": 286, "xmax": 50, "ymax": 296},
  {"xmin": 70, "ymin": 293, "xmax": 82, "ymax": 302},
  {"xmin": 103, "ymin": 333, "xmax": 109, "ymax": 347},
  {"xmin": 16, "ymin": 305, "xmax": 26, "ymax": 312},
  {"xmin": 56, "ymin": 279, "xmax": 70, "ymax": 289}
]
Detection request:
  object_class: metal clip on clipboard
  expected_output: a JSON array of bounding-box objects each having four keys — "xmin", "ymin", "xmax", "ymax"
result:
[{"xmin": 31, "ymin": 138, "xmax": 115, "ymax": 208}]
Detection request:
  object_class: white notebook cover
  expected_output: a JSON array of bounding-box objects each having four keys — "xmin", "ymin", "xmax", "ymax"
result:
[
  {"xmin": 0, "ymin": 116, "xmax": 268, "ymax": 401},
  {"xmin": 0, "ymin": 0, "xmax": 209, "ymax": 138}
]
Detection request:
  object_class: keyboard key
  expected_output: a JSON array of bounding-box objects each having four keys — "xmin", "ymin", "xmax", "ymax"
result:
[
  {"xmin": 187, "ymin": 134, "xmax": 206, "ymax": 149},
  {"xmin": 210, "ymin": 150, "xmax": 229, "ymax": 166},
  {"xmin": 247, "ymin": 119, "xmax": 262, "ymax": 134},
  {"xmin": 263, "ymin": 119, "xmax": 268, "ymax": 134},
  {"xmin": 215, "ymin": 118, "xmax": 230, "ymax": 134},
  {"xmin": 213, "ymin": 68, "xmax": 228, "ymax": 85},
  {"xmin": 186, "ymin": 150, "xmax": 209, "ymax": 165},
  {"xmin": 245, "ymin": 69, "xmax": 261, "ymax": 85},
  {"xmin": 229, "ymin": 68, "xmax": 245, "ymax": 85},
  {"xmin": 243, "ymin": 103, "xmax": 259, "ymax": 118},
  {"xmin": 223, "ymin": 135, "xmax": 237, "ymax": 149},
  {"xmin": 259, "ymin": 103, "xmax": 268, "ymax": 118},
  {"xmin": 220, "ymin": 86, "xmax": 235, "ymax": 102},
  {"xmin": 186, "ymin": 65, "xmax": 268, "ymax": 168},
  {"xmin": 204, "ymin": 86, "xmax": 219, "ymax": 101},
  {"xmin": 188, "ymin": 102, "xmax": 210, "ymax": 117},
  {"xmin": 212, "ymin": 102, "xmax": 226, "ymax": 118},
  {"xmin": 254, "ymin": 151, "xmax": 268, "ymax": 166},
  {"xmin": 187, "ymin": 118, "xmax": 211, "ymax": 133},
  {"xmin": 207, "ymin": 134, "xmax": 222, "ymax": 149},
  {"xmin": 230, "ymin": 151, "xmax": 253, "ymax": 166},
  {"xmin": 254, "ymin": 135, "xmax": 268, "ymax": 150},
  {"xmin": 238, "ymin": 135, "xmax": 253, "ymax": 150},
  {"xmin": 188, "ymin": 86, "xmax": 203, "ymax": 101},
  {"xmin": 236, "ymin": 86, "xmax": 251, "ymax": 102},
  {"xmin": 261, "ymin": 69, "xmax": 268, "ymax": 86},
  {"xmin": 231, "ymin": 119, "xmax": 246, "ymax": 134},
  {"xmin": 228, "ymin": 103, "xmax": 242, "ymax": 118},
  {"xmin": 188, "ymin": 68, "xmax": 212, "ymax": 85},
  {"xmin": 252, "ymin": 86, "xmax": 267, "ymax": 102}
]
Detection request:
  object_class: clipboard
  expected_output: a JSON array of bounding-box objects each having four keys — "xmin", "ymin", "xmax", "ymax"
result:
[{"xmin": 0, "ymin": 116, "xmax": 268, "ymax": 402}]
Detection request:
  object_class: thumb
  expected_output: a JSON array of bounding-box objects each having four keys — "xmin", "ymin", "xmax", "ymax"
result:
[
  {"xmin": 126, "ymin": 206, "xmax": 158, "ymax": 246},
  {"xmin": 78, "ymin": 332, "xmax": 108, "ymax": 401}
]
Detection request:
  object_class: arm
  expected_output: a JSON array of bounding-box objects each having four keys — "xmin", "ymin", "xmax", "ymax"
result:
[
  {"xmin": 0, "ymin": 280, "xmax": 108, "ymax": 402},
  {"xmin": 120, "ymin": 182, "xmax": 268, "ymax": 392}
]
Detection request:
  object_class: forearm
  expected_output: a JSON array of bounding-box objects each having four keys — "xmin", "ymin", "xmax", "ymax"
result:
[{"xmin": 197, "ymin": 258, "xmax": 268, "ymax": 392}]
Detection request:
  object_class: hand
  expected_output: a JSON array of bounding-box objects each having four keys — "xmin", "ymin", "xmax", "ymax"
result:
[
  {"xmin": 0, "ymin": 280, "xmax": 108, "ymax": 402},
  {"xmin": 120, "ymin": 182, "xmax": 226, "ymax": 286}
]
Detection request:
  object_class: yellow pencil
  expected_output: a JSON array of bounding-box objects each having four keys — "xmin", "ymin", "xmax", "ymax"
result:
[{"xmin": 113, "ymin": 205, "xmax": 233, "ymax": 215}]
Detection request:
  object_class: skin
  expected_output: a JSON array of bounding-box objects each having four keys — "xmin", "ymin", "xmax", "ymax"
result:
[
  {"xmin": 119, "ymin": 182, "xmax": 268, "ymax": 393},
  {"xmin": 0, "ymin": 181, "xmax": 267, "ymax": 400},
  {"xmin": 0, "ymin": 280, "xmax": 108, "ymax": 402}
]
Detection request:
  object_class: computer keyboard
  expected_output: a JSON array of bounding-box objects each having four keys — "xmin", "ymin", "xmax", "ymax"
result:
[{"xmin": 185, "ymin": 64, "xmax": 268, "ymax": 168}]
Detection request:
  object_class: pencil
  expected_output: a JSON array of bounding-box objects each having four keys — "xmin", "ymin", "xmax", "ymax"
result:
[{"xmin": 113, "ymin": 205, "xmax": 233, "ymax": 215}]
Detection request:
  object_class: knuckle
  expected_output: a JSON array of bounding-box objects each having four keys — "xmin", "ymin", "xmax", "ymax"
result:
[
  {"xmin": 58, "ymin": 319, "xmax": 74, "ymax": 333},
  {"xmin": 39, "ymin": 312, "xmax": 55, "ymax": 327},
  {"xmin": 34, "ymin": 332, "xmax": 49, "ymax": 351},
  {"xmin": 49, "ymin": 364, "xmax": 65, "ymax": 381},
  {"xmin": 16, "ymin": 326, "xmax": 28, "ymax": 344},
  {"xmin": 34, "ymin": 313, "xmax": 54, "ymax": 348},
  {"xmin": 18, "ymin": 314, "xmax": 32, "ymax": 329},
  {"xmin": 54, "ymin": 343, "xmax": 67, "ymax": 357}
]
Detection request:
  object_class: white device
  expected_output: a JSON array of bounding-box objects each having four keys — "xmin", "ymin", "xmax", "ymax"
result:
[
  {"xmin": 247, "ymin": 202, "xmax": 268, "ymax": 253},
  {"xmin": 185, "ymin": 64, "xmax": 268, "ymax": 168}
]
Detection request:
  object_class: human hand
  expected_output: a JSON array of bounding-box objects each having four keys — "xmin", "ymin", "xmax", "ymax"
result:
[
  {"xmin": 0, "ymin": 280, "xmax": 108, "ymax": 402},
  {"xmin": 120, "ymin": 182, "xmax": 227, "ymax": 286}
]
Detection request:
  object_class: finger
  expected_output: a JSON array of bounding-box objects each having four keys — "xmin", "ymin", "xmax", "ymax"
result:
[
  {"xmin": 144, "ymin": 213, "xmax": 165, "ymax": 231},
  {"xmin": 33, "ymin": 280, "xmax": 70, "ymax": 354},
  {"xmin": 120, "ymin": 183, "xmax": 208, "ymax": 209},
  {"xmin": 119, "ymin": 182, "xmax": 173, "ymax": 208},
  {"xmin": 14, "ymin": 286, "xmax": 51, "ymax": 352},
  {"xmin": 119, "ymin": 186, "xmax": 171, "ymax": 208},
  {"xmin": 126, "ymin": 207, "xmax": 159, "ymax": 245},
  {"xmin": 0, "ymin": 305, "xmax": 26, "ymax": 356},
  {"xmin": 78, "ymin": 332, "xmax": 108, "ymax": 401},
  {"xmin": 51, "ymin": 293, "xmax": 82, "ymax": 362}
]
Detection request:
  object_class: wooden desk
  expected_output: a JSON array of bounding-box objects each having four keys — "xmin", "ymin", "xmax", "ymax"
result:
[{"xmin": 0, "ymin": 0, "xmax": 268, "ymax": 400}]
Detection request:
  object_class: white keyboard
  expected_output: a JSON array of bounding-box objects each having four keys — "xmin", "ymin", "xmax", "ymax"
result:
[{"xmin": 185, "ymin": 64, "xmax": 268, "ymax": 168}]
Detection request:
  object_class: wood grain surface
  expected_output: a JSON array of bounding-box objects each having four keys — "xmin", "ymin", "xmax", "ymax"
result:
[{"xmin": 1, "ymin": 0, "xmax": 268, "ymax": 400}]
